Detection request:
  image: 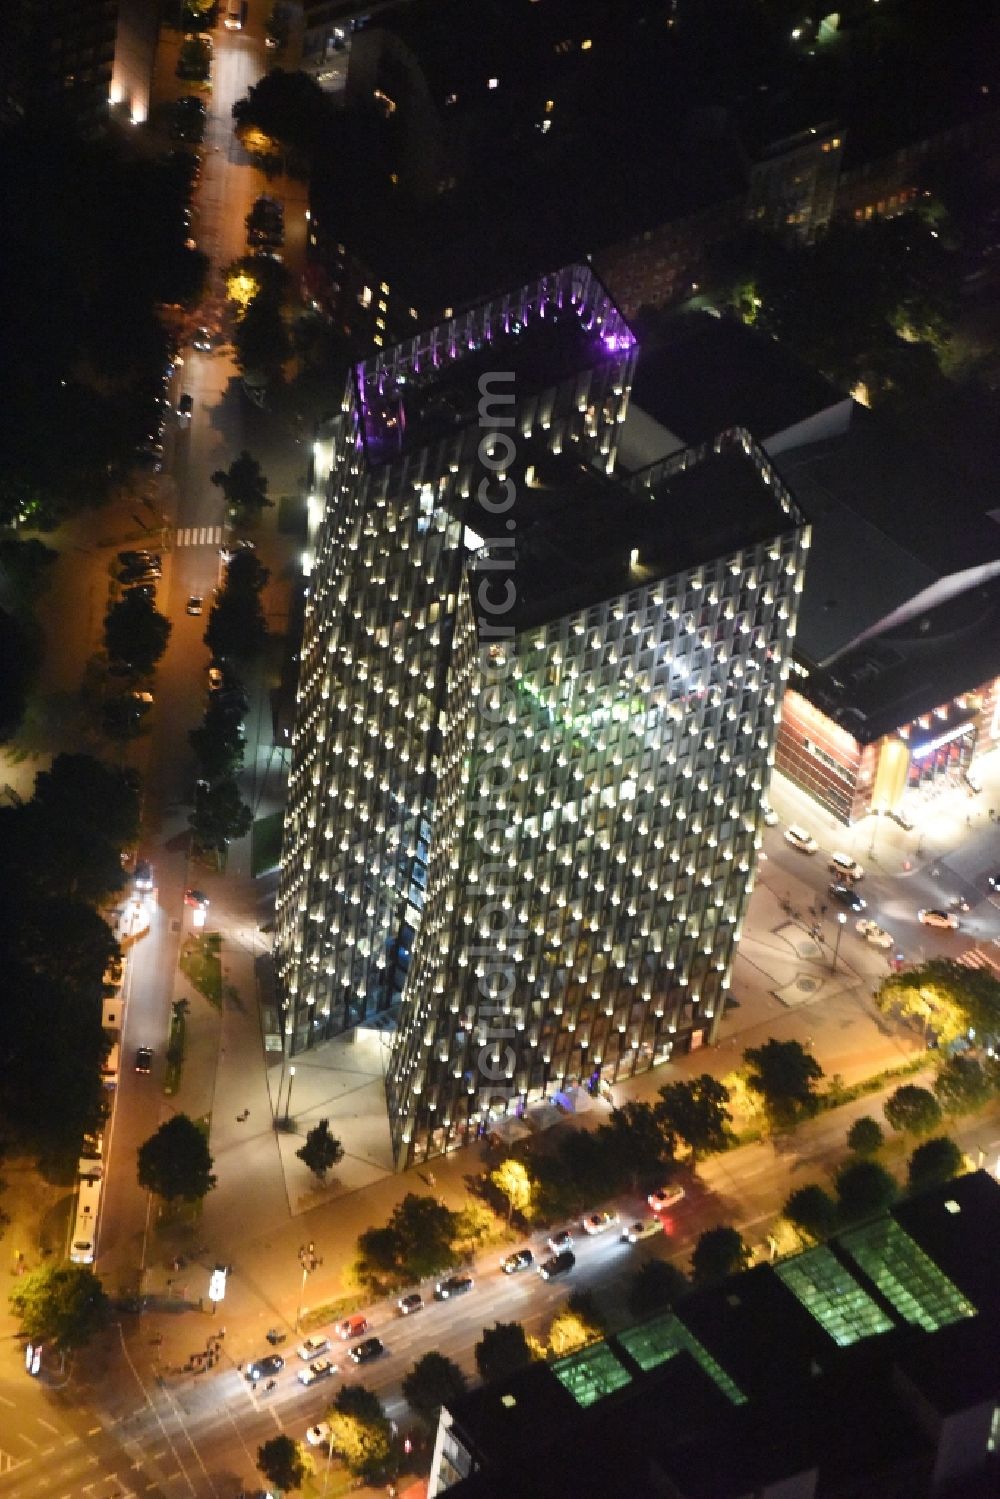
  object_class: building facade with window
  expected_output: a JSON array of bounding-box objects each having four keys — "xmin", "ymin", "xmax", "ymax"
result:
[{"xmin": 275, "ymin": 265, "xmax": 809, "ymax": 1167}]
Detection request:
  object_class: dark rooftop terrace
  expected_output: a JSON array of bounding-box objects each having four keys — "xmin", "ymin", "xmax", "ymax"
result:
[{"xmin": 468, "ymin": 430, "xmax": 800, "ymax": 635}]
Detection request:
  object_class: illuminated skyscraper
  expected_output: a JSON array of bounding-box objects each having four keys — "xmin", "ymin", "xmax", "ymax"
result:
[{"xmin": 275, "ymin": 264, "xmax": 809, "ymax": 1166}]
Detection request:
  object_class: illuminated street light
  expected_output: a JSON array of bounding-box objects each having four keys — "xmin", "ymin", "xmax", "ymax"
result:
[{"xmin": 831, "ymin": 912, "xmax": 848, "ymax": 973}]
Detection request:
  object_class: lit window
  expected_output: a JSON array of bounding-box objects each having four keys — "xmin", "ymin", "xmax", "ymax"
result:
[
  {"xmin": 581, "ymin": 38, "xmax": 592, "ymax": 50},
  {"xmin": 545, "ymin": 99, "xmax": 554, "ymax": 113},
  {"xmin": 487, "ymin": 77, "xmax": 499, "ymax": 89},
  {"xmin": 379, "ymin": 281, "xmax": 390, "ymax": 294},
  {"xmin": 359, "ymin": 286, "xmax": 372, "ymax": 308}
]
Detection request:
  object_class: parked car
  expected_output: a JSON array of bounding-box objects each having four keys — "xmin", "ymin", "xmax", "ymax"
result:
[
  {"xmin": 538, "ymin": 1250, "xmax": 575, "ymax": 1281},
  {"xmin": 547, "ymin": 1228, "xmax": 574, "ymax": 1253},
  {"xmin": 397, "ymin": 1293, "xmax": 423, "ymax": 1316},
  {"xmin": 784, "ymin": 825, "xmax": 818, "ymax": 854},
  {"xmin": 336, "ymin": 1315, "xmax": 368, "ymax": 1340},
  {"xmin": 184, "ymin": 889, "xmax": 210, "ymax": 909},
  {"xmin": 207, "ymin": 665, "xmax": 224, "ymax": 689},
  {"xmin": 348, "ymin": 1337, "xmax": 384, "ymax": 1364},
  {"xmin": 648, "ymin": 1185, "xmax": 686, "ymax": 1213},
  {"xmin": 829, "ymin": 852, "xmax": 864, "ymax": 882},
  {"xmin": 178, "ymin": 393, "xmax": 193, "ymax": 421},
  {"xmin": 246, "ymin": 1353, "xmax": 284, "ymax": 1381},
  {"xmin": 501, "ymin": 1248, "xmax": 534, "ymax": 1274},
  {"xmin": 192, "ymin": 328, "xmax": 214, "ymax": 352},
  {"xmin": 124, "ymin": 584, "xmax": 156, "ymax": 602},
  {"xmin": 296, "ymin": 1334, "xmax": 330, "ymax": 1360},
  {"xmin": 118, "ymin": 550, "xmax": 159, "ymax": 569},
  {"xmin": 134, "ymin": 1046, "xmax": 152, "ymax": 1074},
  {"xmin": 829, "ymin": 882, "xmax": 866, "ymax": 913},
  {"xmin": 134, "ymin": 860, "xmax": 154, "ymax": 891},
  {"xmin": 625, "ymin": 1218, "xmax": 663, "ymax": 1243},
  {"xmin": 298, "ymin": 1357, "xmax": 335, "ymax": 1387},
  {"xmin": 582, "ymin": 1210, "xmax": 619, "ymax": 1236},
  {"xmin": 305, "ymin": 1421, "xmax": 332, "ymax": 1448},
  {"xmin": 186, "ymin": 595, "xmax": 204, "ymax": 616},
  {"xmin": 918, "ymin": 909, "xmax": 960, "ymax": 930},
  {"xmin": 760, "ymin": 802, "xmax": 779, "ymax": 826},
  {"xmin": 434, "ymin": 1274, "xmax": 474, "ymax": 1301},
  {"xmin": 856, "ymin": 919, "xmax": 894, "ymax": 949}
]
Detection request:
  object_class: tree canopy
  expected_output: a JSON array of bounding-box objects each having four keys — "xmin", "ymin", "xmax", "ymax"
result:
[
  {"xmin": 9, "ymin": 1263, "xmax": 109, "ymax": 1348},
  {"xmin": 933, "ymin": 1054, "xmax": 995, "ymax": 1115},
  {"xmin": 189, "ymin": 777, "xmax": 253, "ymax": 858},
  {"xmin": 743, "ymin": 1039, "xmax": 824, "ymax": 1127},
  {"xmin": 625, "ymin": 1258, "xmax": 688, "ymax": 1318},
  {"xmin": 103, "ymin": 591, "xmax": 171, "ymax": 674},
  {"xmin": 210, "ymin": 451, "xmax": 272, "ymax": 522},
  {"xmin": 601, "ymin": 1100, "xmax": 674, "ymax": 1187},
  {"xmin": 784, "ymin": 1183, "xmax": 838, "ymax": 1242},
  {"xmin": 877, "ymin": 960, "xmax": 1000, "ymax": 1048},
  {"xmin": 256, "ymin": 1433, "xmax": 305, "ymax": 1493},
  {"xmin": 690, "ymin": 1225, "xmax": 751, "ymax": 1286},
  {"xmin": 232, "ymin": 68, "xmax": 334, "ymax": 168},
  {"xmin": 402, "ymin": 1350, "xmax": 467, "ymax": 1426},
  {"xmin": 328, "ymin": 1383, "xmax": 393, "ymax": 1480},
  {"xmin": 846, "ymin": 1116, "xmax": 885, "ymax": 1157},
  {"xmin": 474, "ymin": 1321, "xmax": 535, "ymax": 1385},
  {"xmin": 354, "ymin": 1192, "xmax": 459, "ymax": 1292},
  {"xmin": 232, "ymin": 295, "xmax": 292, "ymax": 385},
  {"xmin": 490, "ymin": 1158, "xmax": 533, "ymax": 1222},
  {"xmin": 907, "ymin": 1136, "xmax": 965, "ymax": 1194},
  {"xmin": 137, "ymin": 1114, "xmax": 217, "ymax": 1203},
  {"xmin": 296, "ymin": 1118, "xmax": 344, "ymax": 1180},
  {"xmin": 834, "ymin": 1158, "xmax": 897, "ymax": 1223},
  {"xmin": 883, "ymin": 1084, "xmax": 943, "ymax": 1137},
  {"xmin": 656, "ymin": 1074, "xmax": 732, "ymax": 1159},
  {"xmin": 205, "ymin": 550, "xmax": 269, "ymax": 661}
]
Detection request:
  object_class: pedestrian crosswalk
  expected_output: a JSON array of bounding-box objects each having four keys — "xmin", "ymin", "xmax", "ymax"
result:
[{"xmin": 176, "ymin": 525, "xmax": 223, "ymax": 548}]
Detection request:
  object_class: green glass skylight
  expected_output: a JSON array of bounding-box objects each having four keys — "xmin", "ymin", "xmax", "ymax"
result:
[
  {"xmin": 552, "ymin": 1340, "xmax": 632, "ymax": 1408},
  {"xmin": 840, "ymin": 1218, "xmax": 976, "ymax": 1332},
  {"xmin": 617, "ymin": 1313, "xmax": 747, "ymax": 1405},
  {"xmin": 775, "ymin": 1246, "xmax": 894, "ymax": 1347}
]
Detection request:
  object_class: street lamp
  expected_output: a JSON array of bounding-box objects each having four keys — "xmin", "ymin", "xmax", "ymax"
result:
[
  {"xmin": 283, "ymin": 1065, "xmax": 297, "ymax": 1124},
  {"xmin": 831, "ymin": 912, "xmax": 847, "ymax": 973}
]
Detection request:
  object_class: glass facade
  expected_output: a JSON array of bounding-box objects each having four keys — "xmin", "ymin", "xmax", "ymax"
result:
[{"xmin": 276, "ymin": 264, "xmax": 808, "ymax": 1168}]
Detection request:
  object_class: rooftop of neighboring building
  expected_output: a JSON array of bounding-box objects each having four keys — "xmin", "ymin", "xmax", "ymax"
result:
[
  {"xmin": 625, "ymin": 309, "xmax": 847, "ymax": 458},
  {"xmin": 433, "ymin": 1174, "xmax": 1000, "ymax": 1499}
]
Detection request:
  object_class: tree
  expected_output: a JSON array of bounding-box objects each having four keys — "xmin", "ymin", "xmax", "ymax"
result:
[
  {"xmin": 933, "ymin": 1055, "xmax": 994, "ymax": 1115},
  {"xmin": 690, "ymin": 1226, "xmax": 751, "ymax": 1286},
  {"xmin": 834, "ymin": 1159, "xmax": 897, "ymax": 1223},
  {"xmin": 296, "ymin": 1118, "xmax": 344, "ymax": 1180},
  {"xmin": 210, "ymin": 450, "xmax": 272, "ymax": 522},
  {"xmin": 475, "ymin": 1321, "xmax": 535, "ymax": 1385},
  {"xmin": 402, "ymin": 1351, "xmax": 467, "ymax": 1425},
  {"xmin": 846, "ymin": 1116, "xmax": 885, "ymax": 1156},
  {"xmin": 232, "ymin": 68, "xmax": 332, "ymax": 168},
  {"xmin": 189, "ymin": 777, "xmax": 253, "ymax": 857},
  {"xmin": 257, "ymin": 1434, "xmax": 305, "ymax": 1494},
  {"xmin": 9, "ymin": 1263, "xmax": 109, "ymax": 1349},
  {"xmin": 328, "ymin": 1384, "xmax": 392, "ymax": 1480},
  {"xmin": 600, "ymin": 1100, "xmax": 673, "ymax": 1187},
  {"xmin": 907, "ymin": 1136, "xmax": 965, "ymax": 1194},
  {"xmin": 743, "ymin": 1039, "xmax": 824, "ymax": 1127},
  {"xmin": 877, "ymin": 959, "xmax": 1000, "ymax": 1048},
  {"xmin": 548, "ymin": 1301, "xmax": 602, "ymax": 1357},
  {"xmin": 625, "ymin": 1258, "xmax": 688, "ymax": 1318},
  {"xmin": 490, "ymin": 1159, "xmax": 533, "ymax": 1222},
  {"xmin": 188, "ymin": 713, "xmax": 244, "ymax": 782},
  {"xmin": 205, "ymin": 552, "xmax": 269, "ymax": 661},
  {"xmin": 137, "ymin": 1114, "xmax": 216, "ymax": 1203},
  {"xmin": 783, "ymin": 1184, "xmax": 838, "ymax": 1242},
  {"xmin": 656, "ymin": 1075, "xmax": 732, "ymax": 1160},
  {"xmin": 233, "ymin": 295, "xmax": 292, "ymax": 385},
  {"xmin": 354, "ymin": 1193, "xmax": 459, "ymax": 1292},
  {"xmin": 32, "ymin": 753, "xmax": 140, "ymax": 859},
  {"xmin": 883, "ymin": 1084, "xmax": 942, "ymax": 1137},
  {"xmin": 103, "ymin": 591, "xmax": 171, "ymax": 674}
]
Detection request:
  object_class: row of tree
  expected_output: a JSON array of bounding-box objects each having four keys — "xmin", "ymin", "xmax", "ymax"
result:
[{"xmin": 0, "ymin": 754, "xmax": 139, "ymax": 1164}]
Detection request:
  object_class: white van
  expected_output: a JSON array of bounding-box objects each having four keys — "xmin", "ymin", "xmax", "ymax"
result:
[
  {"xmin": 102, "ymin": 996, "xmax": 122, "ymax": 1031},
  {"xmin": 101, "ymin": 1040, "xmax": 120, "ymax": 1086},
  {"xmin": 829, "ymin": 852, "xmax": 864, "ymax": 882}
]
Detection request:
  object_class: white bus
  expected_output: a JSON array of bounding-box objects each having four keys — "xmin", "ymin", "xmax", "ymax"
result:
[{"xmin": 69, "ymin": 1164, "xmax": 103, "ymax": 1265}]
